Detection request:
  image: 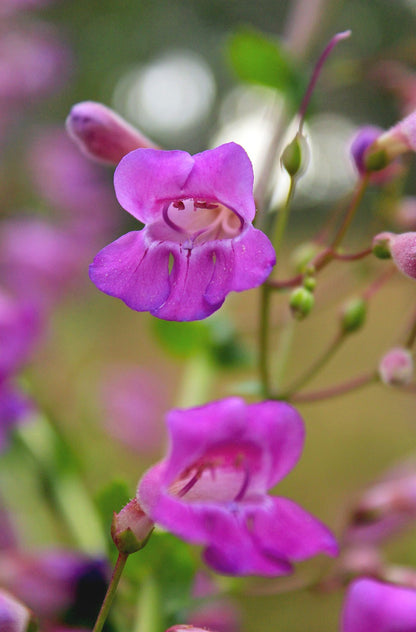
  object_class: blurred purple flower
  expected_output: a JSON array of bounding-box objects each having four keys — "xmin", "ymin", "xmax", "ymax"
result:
[
  {"xmin": 0, "ymin": 218, "xmax": 89, "ymax": 307},
  {"xmin": 378, "ymin": 347, "xmax": 413, "ymax": 386},
  {"xmin": 0, "ymin": 588, "xmax": 33, "ymax": 632},
  {"xmin": 0, "ymin": 24, "xmax": 70, "ymax": 103},
  {"xmin": 137, "ymin": 397, "xmax": 337, "ymax": 576},
  {"xmin": 342, "ymin": 578, "xmax": 416, "ymax": 632},
  {"xmin": 0, "ymin": 287, "xmax": 40, "ymax": 381},
  {"xmin": 344, "ymin": 459, "xmax": 416, "ymax": 545},
  {"xmin": 0, "ymin": 380, "xmax": 34, "ymax": 452},
  {"xmin": 27, "ymin": 129, "xmax": 118, "ymax": 240},
  {"xmin": 90, "ymin": 143, "xmax": 276, "ymax": 321},
  {"xmin": 100, "ymin": 367, "xmax": 167, "ymax": 455},
  {"xmin": 0, "ymin": 549, "xmax": 108, "ymax": 622}
]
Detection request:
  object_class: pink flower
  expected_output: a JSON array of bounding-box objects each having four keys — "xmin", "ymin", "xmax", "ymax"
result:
[
  {"xmin": 342, "ymin": 578, "xmax": 416, "ymax": 632},
  {"xmin": 137, "ymin": 397, "xmax": 337, "ymax": 576},
  {"xmin": 373, "ymin": 231, "xmax": 416, "ymax": 280},
  {"xmin": 89, "ymin": 143, "xmax": 276, "ymax": 321},
  {"xmin": 378, "ymin": 347, "xmax": 413, "ymax": 386}
]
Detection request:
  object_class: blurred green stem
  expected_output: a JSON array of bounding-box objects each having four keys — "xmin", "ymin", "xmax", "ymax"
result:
[
  {"xmin": 92, "ymin": 551, "xmax": 129, "ymax": 632},
  {"xmin": 133, "ymin": 574, "xmax": 161, "ymax": 632}
]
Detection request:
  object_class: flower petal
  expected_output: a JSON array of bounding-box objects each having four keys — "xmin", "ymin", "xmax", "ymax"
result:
[
  {"xmin": 153, "ymin": 245, "xmax": 227, "ymax": 321},
  {"xmin": 114, "ymin": 149, "xmax": 195, "ymax": 223},
  {"xmin": 342, "ymin": 579, "xmax": 416, "ymax": 632},
  {"xmin": 253, "ymin": 497, "xmax": 338, "ymax": 561},
  {"xmin": 89, "ymin": 230, "xmax": 171, "ymax": 312},
  {"xmin": 230, "ymin": 226, "xmax": 276, "ymax": 291}
]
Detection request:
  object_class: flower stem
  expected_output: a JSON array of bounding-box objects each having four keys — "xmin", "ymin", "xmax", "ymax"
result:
[
  {"xmin": 273, "ymin": 176, "xmax": 296, "ymax": 256},
  {"xmin": 279, "ymin": 331, "xmax": 345, "ymax": 398},
  {"xmin": 92, "ymin": 551, "xmax": 129, "ymax": 632},
  {"xmin": 287, "ymin": 370, "xmax": 378, "ymax": 403},
  {"xmin": 330, "ymin": 175, "xmax": 370, "ymax": 251},
  {"xmin": 259, "ymin": 283, "xmax": 272, "ymax": 397}
]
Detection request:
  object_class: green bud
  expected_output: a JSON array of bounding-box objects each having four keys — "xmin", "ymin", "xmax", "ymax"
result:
[
  {"xmin": 372, "ymin": 232, "xmax": 392, "ymax": 260},
  {"xmin": 364, "ymin": 147, "xmax": 389, "ymax": 172},
  {"xmin": 341, "ymin": 297, "xmax": 366, "ymax": 333},
  {"xmin": 291, "ymin": 242, "xmax": 320, "ymax": 273},
  {"xmin": 281, "ymin": 134, "xmax": 303, "ymax": 176},
  {"xmin": 111, "ymin": 498, "xmax": 154, "ymax": 554},
  {"xmin": 303, "ymin": 275, "xmax": 316, "ymax": 292},
  {"xmin": 289, "ymin": 287, "xmax": 315, "ymax": 320}
]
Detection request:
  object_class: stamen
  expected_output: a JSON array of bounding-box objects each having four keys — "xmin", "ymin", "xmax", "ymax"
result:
[
  {"xmin": 172, "ymin": 200, "xmax": 185, "ymax": 210},
  {"xmin": 163, "ymin": 203, "xmax": 187, "ymax": 234},
  {"xmin": 233, "ymin": 462, "xmax": 251, "ymax": 502}
]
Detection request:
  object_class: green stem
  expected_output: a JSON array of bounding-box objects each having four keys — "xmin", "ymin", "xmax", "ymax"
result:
[
  {"xmin": 273, "ymin": 176, "xmax": 296, "ymax": 256},
  {"xmin": 279, "ymin": 331, "xmax": 345, "ymax": 398},
  {"xmin": 92, "ymin": 551, "xmax": 129, "ymax": 632},
  {"xmin": 133, "ymin": 574, "xmax": 161, "ymax": 632},
  {"xmin": 259, "ymin": 284, "xmax": 272, "ymax": 397}
]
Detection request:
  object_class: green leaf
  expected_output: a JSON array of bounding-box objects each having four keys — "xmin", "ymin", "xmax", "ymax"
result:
[
  {"xmin": 227, "ymin": 27, "xmax": 304, "ymax": 103},
  {"xmin": 95, "ymin": 479, "xmax": 131, "ymax": 532},
  {"xmin": 152, "ymin": 319, "xmax": 210, "ymax": 357}
]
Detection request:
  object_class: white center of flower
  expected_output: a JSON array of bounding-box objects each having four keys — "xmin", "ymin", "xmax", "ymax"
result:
[
  {"xmin": 162, "ymin": 198, "xmax": 243, "ymax": 247},
  {"xmin": 169, "ymin": 452, "xmax": 251, "ymax": 505}
]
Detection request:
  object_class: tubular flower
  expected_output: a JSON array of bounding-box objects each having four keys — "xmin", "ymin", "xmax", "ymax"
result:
[
  {"xmin": 342, "ymin": 578, "xmax": 416, "ymax": 632},
  {"xmin": 89, "ymin": 143, "xmax": 276, "ymax": 321},
  {"xmin": 137, "ymin": 397, "xmax": 337, "ymax": 576}
]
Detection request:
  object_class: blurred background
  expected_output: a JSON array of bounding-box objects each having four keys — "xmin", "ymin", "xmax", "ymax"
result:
[{"xmin": 2, "ymin": 1, "xmax": 416, "ymax": 631}]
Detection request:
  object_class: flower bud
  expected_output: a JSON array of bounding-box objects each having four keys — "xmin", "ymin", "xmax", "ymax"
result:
[
  {"xmin": 375, "ymin": 109, "xmax": 416, "ymax": 159},
  {"xmin": 350, "ymin": 126, "xmax": 383, "ymax": 175},
  {"xmin": 340, "ymin": 297, "xmax": 366, "ymax": 333},
  {"xmin": 394, "ymin": 197, "xmax": 416, "ymax": 231},
  {"xmin": 344, "ymin": 460, "xmax": 416, "ymax": 545},
  {"xmin": 289, "ymin": 287, "xmax": 314, "ymax": 320},
  {"xmin": 372, "ymin": 232, "xmax": 393, "ymax": 259},
  {"xmin": 378, "ymin": 347, "xmax": 413, "ymax": 386},
  {"xmin": 291, "ymin": 241, "xmax": 320, "ymax": 273},
  {"xmin": 0, "ymin": 589, "xmax": 36, "ymax": 632},
  {"xmin": 386, "ymin": 231, "xmax": 416, "ymax": 280},
  {"xmin": 111, "ymin": 498, "xmax": 154, "ymax": 554},
  {"xmin": 66, "ymin": 101, "xmax": 158, "ymax": 165},
  {"xmin": 281, "ymin": 132, "xmax": 308, "ymax": 177}
]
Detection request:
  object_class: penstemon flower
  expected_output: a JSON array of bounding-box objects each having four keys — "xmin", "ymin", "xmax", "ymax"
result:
[
  {"xmin": 137, "ymin": 397, "xmax": 337, "ymax": 576},
  {"xmin": 341, "ymin": 578, "xmax": 416, "ymax": 632},
  {"xmin": 89, "ymin": 143, "xmax": 276, "ymax": 321}
]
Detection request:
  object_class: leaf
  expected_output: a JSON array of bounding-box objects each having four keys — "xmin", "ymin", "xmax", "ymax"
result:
[
  {"xmin": 227, "ymin": 27, "xmax": 304, "ymax": 103},
  {"xmin": 152, "ymin": 319, "xmax": 210, "ymax": 357}
]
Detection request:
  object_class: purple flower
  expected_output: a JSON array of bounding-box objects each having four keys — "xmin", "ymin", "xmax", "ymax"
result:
[
  {"xmin": 373, "ymin": 231, "xmax": 416, "ymax": 280},
  {"xmin": 137, "ymin": 397, "xmax": 337, "ymax": 576},
  {"xmin": 100, "ymin": 366, "xmax": 167, "ymax": 455},
  {"xmin": 90, "ymin": 143, "xmax": 276, "ymax": 321},
  {"xmin": 0, "ymin": 288, "xmax": 40, "ymax": 381},
  {"xmin": 0, "ymin": 381, "xmax": 34, "ymax": 453},
  {"xmin": 0, "ymin": 589, "xmax": 33, "ymax": 632},
  {"xmin": 342, "ymin": 578, "xmax": 416, "ymax": 632},
  {"xmin": 0, "ymin": 549, "xmax": 108, "ymax": 621}
]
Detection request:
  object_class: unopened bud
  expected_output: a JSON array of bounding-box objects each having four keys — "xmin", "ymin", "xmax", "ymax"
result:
[
  {"xmin": 291, "ymin": 242, "xmax": 320, "ymax": 273},
  {"xmin": 0, "ymin": 589, "xmax": 37, "ymax": 632},
  {"xmin": 350, "ymin": 126, "xmax": 383, "ymax": 175},
  {"xmin": 340, "ymin": 297, "xmax": 366, "ymax": 333},
  {"xmin": 281, "ymin": 132, "xmax": 308, "ymax": 177},
  {"xmin": 378, "ymin": 347, "xmax": 413, "ymax": 386},
  {"xmin": 303, "ymin": 275, "xmax": 316, "ymax": 292},
  {"xmin": 66, "ymin": 101, "xmax": 158, "ymax": 165},
  {"xmin": 111, "ymin": 498, "xmax": 154, "ymax": 554},
  {"xmin": 387, "ymin": 231, "xmax": 416, "ymax": 280},
  {"xmin": 289, "ymin": 287, "xmax": 314, "ymax": 320},
  {"xmin": 372, "ymin": 232, "xmax": 393, "ymax": 259}
]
